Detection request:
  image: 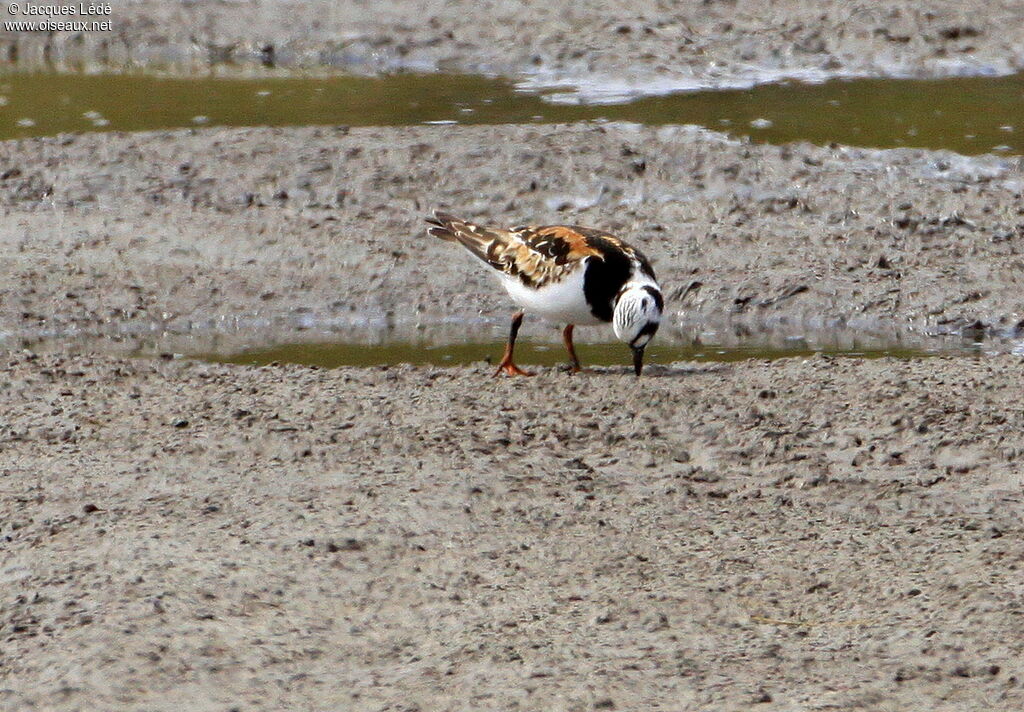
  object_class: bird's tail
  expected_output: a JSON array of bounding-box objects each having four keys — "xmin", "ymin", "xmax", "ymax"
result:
[
  {"xmin": 424, "ymin": 210, "xmax": 463, "ymax": 243},
  {"xmin": 425, "ymin": 211, "xmax": 511, "ymax": 266}
]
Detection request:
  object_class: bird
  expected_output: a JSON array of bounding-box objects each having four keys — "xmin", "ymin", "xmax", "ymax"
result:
[{"xmin": 426, "ymin": 211, "xmax": 663, "ymax": 376}]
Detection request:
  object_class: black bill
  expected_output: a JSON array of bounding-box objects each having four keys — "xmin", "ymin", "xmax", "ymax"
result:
[{"xmin": 631, "ymin": 345, "xmax": 646, "ymax": 377}]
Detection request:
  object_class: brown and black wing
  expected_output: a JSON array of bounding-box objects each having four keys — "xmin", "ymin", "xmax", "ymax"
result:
[
  {"xmin": 427, "ymin": 213, "xmax": 598, "ymax": 288},
  {"xmin": 426, "ymin": 211, "xmax": 514, "ymax": 268}
]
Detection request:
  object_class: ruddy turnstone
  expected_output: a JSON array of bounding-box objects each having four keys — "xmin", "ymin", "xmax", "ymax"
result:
[{"xmin": 426, "ymin": 211, "xmax": 663, "ymax": 376}]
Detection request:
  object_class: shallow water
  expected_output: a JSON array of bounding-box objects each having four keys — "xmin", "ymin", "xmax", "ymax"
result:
[
  {"xmin": 200, "ymin": 339, "xmax": 945, "ymax": 369},
  {"xmin": 4, "ymin": 312, "xmax": 994, "ymax": 368},
  {"xmin": 1, "ymin": 70, "xmax": 1024, "ymax": 154}
]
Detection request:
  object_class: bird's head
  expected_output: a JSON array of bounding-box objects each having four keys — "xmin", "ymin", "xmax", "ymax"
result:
[{"xmin": 612, "ymin": 283, "xmax": 663, "ymax": 376}]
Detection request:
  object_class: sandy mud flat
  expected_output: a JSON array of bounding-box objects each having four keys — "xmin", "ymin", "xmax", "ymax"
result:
[
  {"xmin": 3, "ymin": 1, "xmax": 1024, "ymax": 98},
  {"xmin": 2, "ymin": 351, "xmax": 1024, "ymax": 711}
]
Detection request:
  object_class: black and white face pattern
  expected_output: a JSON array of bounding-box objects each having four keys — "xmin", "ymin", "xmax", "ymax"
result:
[{"xmin": 612, "ymin": 284, "xmax": 663, "ymax": 348}]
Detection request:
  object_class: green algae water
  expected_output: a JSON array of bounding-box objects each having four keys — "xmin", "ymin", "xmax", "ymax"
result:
[{"xmin": 1, "ymin": 70, "xmax": 1024, "ymax": 155}]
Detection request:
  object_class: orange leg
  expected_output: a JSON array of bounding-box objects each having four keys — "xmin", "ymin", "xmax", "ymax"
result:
[
  {"xmin": 494, "ymin": 311, "xmax": 533, "ymax": 377},
  {"xmin": 562, "ymin": 324, "xmax": 582, "ymax": 373}
]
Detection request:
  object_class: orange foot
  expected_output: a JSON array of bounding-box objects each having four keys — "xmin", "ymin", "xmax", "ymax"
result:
[{"xmin": 494, "ymin": 361, "xmax": 534, "ymax": 377}]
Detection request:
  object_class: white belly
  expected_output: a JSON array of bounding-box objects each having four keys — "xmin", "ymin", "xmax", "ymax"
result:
[{"xmin": 497, "ymin": 268, "xmax": 605, "ymax": 326}]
